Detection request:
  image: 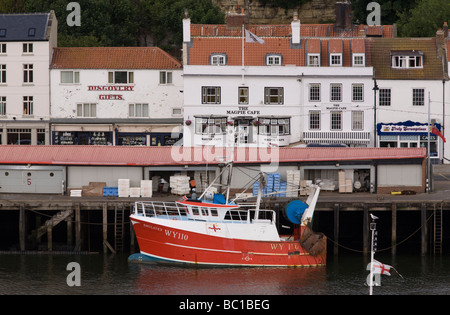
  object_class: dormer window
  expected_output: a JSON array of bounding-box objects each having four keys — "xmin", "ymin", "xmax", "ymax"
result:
[
  {"xmin": 330, "ymin": 53, "xmax": 342, "ymax": 66},
  {"xmin": 266, "ymin": 54, "xmax": 282, "ymax": 66},
  {"xmin": 28, "ymin": 28, "xmax": 36, "ymax": 37},
  {"xmin": 352, "ymin": 53, "xmax": 365, "ymax": 66},
  {"xmin": 210, "ymin": 53, "xmax": 227, "ymax": 65},
  {"xmin": 308, "ymin": 54, "xmax": 320, "ymax": 67},
  {"xmin": 391, "ymin": 51, "xmax": 423, "ymax": 69}
]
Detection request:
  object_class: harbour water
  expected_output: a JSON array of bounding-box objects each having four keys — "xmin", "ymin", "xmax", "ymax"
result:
[{"xmin": 0, "ymin": 253, "xmax": 449, "ymax": 296}]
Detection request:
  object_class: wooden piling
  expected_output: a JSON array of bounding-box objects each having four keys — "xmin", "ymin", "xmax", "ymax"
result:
[
  {"xmin": 19, "ymin": 204, "xmax": 25, "ymax": 251},
  {"xmin": 334, "ymin": 203, "xmax": 339, "ymax": 256},
  {"xmin": 421, "ymin": 203, "xmax": 427, "ymax": 255},
  {"xmin": 75, "ymin": 204, "xmax": 81, "ymax": 251},
  {"xmin": 66, "ymin": 215, "xmax": 73, "ymax": 247},
  {"xmin": 47, "ymin": 224, "xmax": 52, "ymax": 251},
  {"xmin": 363, "ymin": 205, "xmax": 369, "ymax": 254},
  {"xmin": 391, "ymin": 204, "xmax": 397, "ymax": 255},
  {"xmin": 103, "ymin": 203, "xmax": 108, "ymax": 254}
]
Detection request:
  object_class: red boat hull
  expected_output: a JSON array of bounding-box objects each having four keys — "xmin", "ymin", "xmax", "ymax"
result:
[{"xmin": 131, "ymin": 216, "xmax": 327, "ymax": 267}]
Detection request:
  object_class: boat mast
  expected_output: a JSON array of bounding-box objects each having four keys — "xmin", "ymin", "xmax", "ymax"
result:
[
  {"xmin": 225, "ymin": 145, "xmax": 236, "ymax": 203},
  {"xmin": 254, "ymin": 172, "xmax": 265, "ymax": 221}
]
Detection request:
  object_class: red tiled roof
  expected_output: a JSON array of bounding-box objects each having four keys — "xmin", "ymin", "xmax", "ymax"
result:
[
  {"xmin": 351, "ymin": 38, "xmax": 365, "ymax": 53},
  {"xmin": 329, "ymin": 39, "xmax": 343, "ymax": 53},
  {"xmin": 189, "ymin": 37, "xmax": 305, "ymax": 66},
  {"xmin": 51, "ymin": 47, "xmax": 182, "ymax": 70},
  {"xmin": 447, "ymin": 40, "xmax": 450, "ymax": 61},
  {"xmin": 191, "ymin": 24, "xmax": 393, "ymax": 38},
  {"xmin": 188, "ymin": 36, "xmax": 371, "ymax": 67},
  {"xmin": 306, "ymin": 39, "xmax": 321, "ymax": 53},
  {"xmin": 0, "ymin": 146, "xmax": 426, "ymax": 166}
]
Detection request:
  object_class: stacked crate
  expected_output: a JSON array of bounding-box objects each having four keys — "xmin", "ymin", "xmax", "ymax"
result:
[
  {"xmin": 170, "ymin": 175, "xmax": 190, "ymax": 195},
  {"xmin": 130, "ymin": 187, "xmax": 141, "ymax": 197},
  {"xmin": 252, "ymin": 173, "xmax": 286, "ymax": 197},
  {"xmin": 338, "ymin": 170, "xmax": 353, "ymax": 193},
  {"xmin": 140, "ymin": 180, "xmax": 152, "ymax": 198},
  {"xmin": 194, "ymin": 171, "xmax": 210, "ymax": 193},
  {"xmin": 151, "ymin": 176, "xmax": 160, "ymax": 192},
  {"xmin": 286, "ymin": 170, "xmax": 300, "ymax": 197},
  {"xmin": 118, "ymin": 179, "xmax": 130, "ymax": 197},
  {"xmin": 103, "ymin": 187, "xmax": 119, "ymax": 197}
]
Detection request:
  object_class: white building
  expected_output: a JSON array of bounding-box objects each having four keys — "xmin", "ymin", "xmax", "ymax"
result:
[
  {"xmin": 368, "ymin": 33, "xmax": 448, "ymax": 163},
  {"xmin": 0, "ymin": 11, "xmax": 57, "ymax": 145},
  {"xmin": 50, "ymin": 47, "xmax": 184, "ymax": 146},
  {"xmin": 181, "ymin": 11, "xmax": 386, "ymax": 147}
]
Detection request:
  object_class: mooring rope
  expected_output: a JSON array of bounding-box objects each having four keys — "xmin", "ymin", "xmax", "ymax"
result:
[{"xmin": 323, "ymin": 212, "xmax": 435, "ymax": 253}]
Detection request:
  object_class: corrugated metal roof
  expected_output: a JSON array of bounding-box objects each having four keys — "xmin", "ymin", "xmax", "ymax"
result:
[{"xmin": 0, "ymin": 146, "xmax": 426, "ymax": 166}]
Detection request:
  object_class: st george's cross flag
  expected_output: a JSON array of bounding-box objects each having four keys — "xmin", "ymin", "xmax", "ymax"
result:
[
  {"xmin": 245, "ymin": 30, "xmax": 265, "ymax": 44},
  {"xmin": 370, "ymin": 260, "xmax": 392, "ymax": 276}
]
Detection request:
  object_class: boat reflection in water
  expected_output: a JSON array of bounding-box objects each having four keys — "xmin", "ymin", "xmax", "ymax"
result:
[{"xmin": 131, "ymin": 263, "xmax": 328, "ymax": 295}]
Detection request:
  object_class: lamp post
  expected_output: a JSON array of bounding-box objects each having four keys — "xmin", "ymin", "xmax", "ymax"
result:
[{"xmin": 373, "ymin": 78, "xmax": 379, "ymax": 147}]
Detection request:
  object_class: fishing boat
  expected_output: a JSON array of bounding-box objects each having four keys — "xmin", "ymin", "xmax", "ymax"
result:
[{"xmin": 129, "ymin": 162, "xmax": 326, "ymax": 267}]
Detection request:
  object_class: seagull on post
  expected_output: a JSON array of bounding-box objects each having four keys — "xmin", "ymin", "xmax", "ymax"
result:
[{"xmin": 370, "ymin": 213, "xmax": 379, "ymax": 220}]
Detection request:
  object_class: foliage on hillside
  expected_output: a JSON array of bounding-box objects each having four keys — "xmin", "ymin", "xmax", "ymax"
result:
[
  {"xmin": 0, "ymin": 0, "xmax": 225, "ymax": 53},
  {"xmin": 1, "ymin": 0, "xmax": 449, "ymax": 52}
]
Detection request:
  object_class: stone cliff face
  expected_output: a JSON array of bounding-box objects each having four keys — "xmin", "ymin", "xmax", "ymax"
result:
[{"xmin": 212, "ymin": 0, "xmax": 338, "ymax": 24}]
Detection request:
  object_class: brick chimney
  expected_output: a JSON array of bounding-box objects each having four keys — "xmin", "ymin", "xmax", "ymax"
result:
[
  {"xmin": 436, "ymin": 28, "xmax": 444, "ymax": 47},
  {"xmin": 291, "ymin": 11, "xmax": 301, "ymax": 44},
  {"xmin": 335, "ymin": 0, "xmax": 353, "ymax": 30},
  {"xmin": 182, "ymin": 9, "xmax": 191, "ymax": 43},
  {"xmin": 226, "ymin": 7, "xmax": 246, "ymax": 28}
]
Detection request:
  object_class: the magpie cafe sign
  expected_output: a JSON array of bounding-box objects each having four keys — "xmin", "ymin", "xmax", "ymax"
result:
[{"xmin": 88, "ymin": 85, "xmax": 134, "ymax": 100}]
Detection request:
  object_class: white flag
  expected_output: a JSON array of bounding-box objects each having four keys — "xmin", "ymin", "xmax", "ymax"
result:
[
  {"xmin": 370, "ymin": 260, "xmax": 392, "ymax": 276},
  {"xmin": 245, "ymin": 30, "xmax": 265, "ymax": 44}
]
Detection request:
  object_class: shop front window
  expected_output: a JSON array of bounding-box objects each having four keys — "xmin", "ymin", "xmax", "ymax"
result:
[
  {"xmin": 257, "ymin": 118, "xmax": 290, "ymax": 136},
  {"xmin": 420, "ymin": 135, "xmax": 438, "ymax": 157},
  {"xmin": 195, "ymin": 117, "xmax": 227, "ymax": 135},
  {"xmin": 53, "ymin": 131, "xmax": 111, "ymax": 145},
  {"xmin": 7, "ymin": 128, "xmax": 31, "ymax": 145},
  {"xmin": 118, "ymin": 134, "xmax": 146, "ymax": 146}
]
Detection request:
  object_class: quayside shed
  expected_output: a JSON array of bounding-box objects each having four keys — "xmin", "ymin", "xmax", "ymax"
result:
[{"xmin": 0, "ymin": 146, "xmax": 426, "ymax": 194}]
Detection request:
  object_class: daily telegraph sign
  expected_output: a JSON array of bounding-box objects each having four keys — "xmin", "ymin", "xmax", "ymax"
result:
[
  {"xmin": 377, "ymin": 120, "xmax": 441, "ymax": 136},
  {"xmin": 87, "ymin": 85, "xmax": 134, "ymax": 100}
]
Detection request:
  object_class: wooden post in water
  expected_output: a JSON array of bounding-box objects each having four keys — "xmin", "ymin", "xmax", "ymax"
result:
[
  {"xmin": 103, "ymin": 203, "xmax": 108, "ymax": 254},
  {"xmin": 391, "ymin": 203, "xmax": 397, "ymax": 255},
  {"xmin": 363, "ymin": 205, "xmax": 369, "ymax": 254},
  {"xmin": 421, "ymin": 203, "xmax": 427, "ymax": 255},
  {"xmin": 334, "ymin": 203, "xmax": 339, "ymax": 256},
  {"xmin": 47, "ymin": 223, "xmax": 52, "ymax": 251},
  {"xmin": 66, "ymin": 214, "xmax": 73, "ymax": 247},
  {"xmin": 19, "ymin": 204, "xmax": 25, "ymax": 251},
  {"xmin": 75, "ymin": 204, "xmax": 81, "ymax": 251}
]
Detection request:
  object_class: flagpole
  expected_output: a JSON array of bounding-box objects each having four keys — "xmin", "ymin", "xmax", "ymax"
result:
[
  {"xmin": 427, "ymin": 92, "xmax": 431, "ymax": 193},
  {"xmin": 369, "ymin": 216, "xmax": 377, "ymax": 295},
  {"xmin": 369, "ymin": 225, "xmax": 374, "ymax": 295},
  {"xmin": 242, "ymin": 24, "xmax": 245, "ymax": 83}
]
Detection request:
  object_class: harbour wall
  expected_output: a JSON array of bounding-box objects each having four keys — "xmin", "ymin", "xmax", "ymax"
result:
[{"xmin": 0, "ymin": 193, "xmax": 447, "ymax": 256}]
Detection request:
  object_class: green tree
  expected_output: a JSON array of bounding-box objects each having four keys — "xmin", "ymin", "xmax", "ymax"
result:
[
  {"xmin": 136, "ymin": 0, "xmax": 224, "ymax": 51},
  {"xmin": 397, "ymin": 0, "xmax": 450, "ymax": 37},
  {"xmin": 351, "ymin": 0, "xmax": 417, "ymax": 25}
]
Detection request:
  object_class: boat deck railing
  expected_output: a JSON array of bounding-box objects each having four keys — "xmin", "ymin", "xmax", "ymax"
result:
[
  {"xmin": 133, "ymin": 201, "xmax": 276, "ymax": 224},
  {"xmin": 134, "ymin": 201, "xmax": 188, "ymax": 220}
]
